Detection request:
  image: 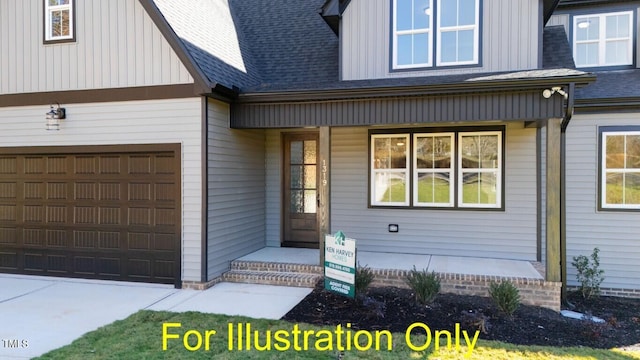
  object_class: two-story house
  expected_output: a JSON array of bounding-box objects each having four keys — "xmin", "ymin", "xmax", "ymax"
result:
[
  {"xmin": 0, "ymin": 0, "xmax": 637, "ymax": 308},
  {"xmin": 548, "ymin": 0, "xmax": 640, "ymax": 297}
]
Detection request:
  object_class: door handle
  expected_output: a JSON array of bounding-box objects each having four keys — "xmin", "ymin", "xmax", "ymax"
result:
[{"xmin": 317, "ymin": 193, "xmax": 321, "ymax": 208}]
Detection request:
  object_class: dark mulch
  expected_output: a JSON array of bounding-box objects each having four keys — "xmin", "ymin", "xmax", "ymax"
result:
[{"xmin": 282, "ymin": 281, "xmax": 640, "ymax": 349}]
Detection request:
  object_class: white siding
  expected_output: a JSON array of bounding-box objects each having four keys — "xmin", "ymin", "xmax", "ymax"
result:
[
  {"xmin": 341, "ymin": 0, "xmax": 540, "ymax": 80},
  {"xmin": 0, "ymin": 98, "xmax": 203, "ymax": 281},
  {"xmin": 0, "ymin": 0, "xmax": 193, "ymax": 95},
  {"xmin": 265, "ymin": 123, "xmax": 538, "ymax": 260},
  {"xmin": 206, "ymin": 99, "xmax": 266, "ymax": 279},
  {"xmin": 565, "ymin": 113, "xmax": 640, "ymax": 290}
]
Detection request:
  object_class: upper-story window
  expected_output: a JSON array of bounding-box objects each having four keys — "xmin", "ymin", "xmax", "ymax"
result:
[
  {"xmin": 393, "ymin": 0, "xmax": 480, "ymax": 70},
  {"xmin": 573, "ymin": 11, "xmax": 633, "ymax": 68},
  {"xmin": 44, "ymin": 0, "xmax": 75, "ymax": 43},
  {"xmin": 599, "ymin": 127, "xmax": 640, "ymax": 211}
]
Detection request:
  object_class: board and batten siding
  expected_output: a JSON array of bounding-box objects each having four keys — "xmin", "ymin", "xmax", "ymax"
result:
[
  {"xmin": 564, "ymin": 113, "xmax": 640, "ymax": 290},
  {"xmin": 341, "ymin": 0, "xmax": 540, "ymax": 80},
  {"xmin": 0, "ymin": 0, "xmax": 193, "ymax": 95},
  {"xmin": 206, "ymin": 99, "xmax": 266, "ymax": 279},
  {"xmin": 0, "ymin": 97, "xmax": 203, "ymax": 281},
  {"xmin": 265, "ymin": 123, "xmax": 538, "ymax": 260}
]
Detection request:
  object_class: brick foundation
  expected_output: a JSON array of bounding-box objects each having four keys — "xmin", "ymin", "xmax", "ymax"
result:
[
  {"xmin": 181, "ymin": 277, "xmax": 222, "ymax": 290},
  {"xmin": 201, "ymin": 260, "xmax": 563, "ymax": 312},
  {"xmin": 370, "ymin": 269, "xmax": 562, "ymax": 312},
  {"xmin": 566, "ymin": 286, "xmax": 640, "ymax": 299}
]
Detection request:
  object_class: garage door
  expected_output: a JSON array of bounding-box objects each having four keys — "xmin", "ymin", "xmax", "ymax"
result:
[{"xmin": 0, "ymin": 145, "xmax": 181, "ymax": 286}]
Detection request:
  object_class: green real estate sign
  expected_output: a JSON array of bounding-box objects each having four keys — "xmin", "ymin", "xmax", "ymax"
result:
[{"xmin": 324, "ymin": 231, "xmax": 356, "ymax": 298}]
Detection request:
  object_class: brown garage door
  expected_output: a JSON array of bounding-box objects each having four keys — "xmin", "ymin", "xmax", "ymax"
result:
[{"xmin": 0, "ymin": 144, "xmax": 181, "ymax": 286}]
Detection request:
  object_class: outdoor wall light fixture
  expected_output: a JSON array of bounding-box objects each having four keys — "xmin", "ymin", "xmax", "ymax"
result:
[
  {"xmin": 577, "ymin": 20, "xmax": 590, "ymax": 29},
  {"xmin": 46, "ymin": 103, "xmax": 66, "ymax": 131},
  {"xmin": 542, "ymin": 87, "xmax": 568, "ymax": 100}
]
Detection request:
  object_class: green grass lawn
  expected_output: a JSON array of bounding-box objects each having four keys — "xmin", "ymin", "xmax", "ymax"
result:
[{"xmin": 36, "ymin": 311, "xmax": 640, "ymax": 360}]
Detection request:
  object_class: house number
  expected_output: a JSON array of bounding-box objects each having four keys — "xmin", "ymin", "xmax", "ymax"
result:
[{"xmin": 321, "ymin": 160, "xmax": 328, "ymax": 186}]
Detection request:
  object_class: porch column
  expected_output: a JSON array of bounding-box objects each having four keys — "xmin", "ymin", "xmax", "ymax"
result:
[
  {"xmin": 318, "ymin": 126, "xmax": 331, "ymax": 265},
  {"xmin": 546, "ymin": 118, "xmax": 562, "ymax": 282}
]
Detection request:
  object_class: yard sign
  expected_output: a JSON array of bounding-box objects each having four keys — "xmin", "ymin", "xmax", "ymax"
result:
[{"xmin": 324, "ymin": 231, "xmax": 356, "ymax": 298}]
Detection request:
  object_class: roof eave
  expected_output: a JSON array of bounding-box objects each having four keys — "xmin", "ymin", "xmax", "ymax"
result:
[
  {"xmin": 236, "ymin": 73, "xmax": 596, "ymax": 104},
  {"xmin": 575, "ymin": 97, "xmax": 640, "ymax": 111}
]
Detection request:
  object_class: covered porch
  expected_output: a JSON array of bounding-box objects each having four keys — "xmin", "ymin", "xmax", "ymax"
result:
[{"xmin": 225, "ymin": 247, "xmax": 561, "ymax": 311}]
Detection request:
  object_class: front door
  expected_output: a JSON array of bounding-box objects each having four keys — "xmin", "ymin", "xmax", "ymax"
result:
[{"xmin": 283, "ymin": 133, "xmax": 319, "ymax": 248}]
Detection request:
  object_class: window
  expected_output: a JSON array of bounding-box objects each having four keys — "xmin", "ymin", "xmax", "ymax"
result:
[
  {"xmin": 44, "ymin": 0, "xmax": 75, "ymax": 43},
  {"xmin": 573, "ymin": 11, "xmax": 633, "ymax": 68},
  {"xmin": 371, "ymin": 134, "xmax": 410, "ymax": 206},
  {"xmin": 600, "ymin": 128, "xmax": 640, "ymax": 210},
  {"xmin": 393, "ymin": 0, "xmax": 480, "ymax": 69},
  {"xmin": 370, "ymin": 128, "xmax": 502, "ymax": 209}
]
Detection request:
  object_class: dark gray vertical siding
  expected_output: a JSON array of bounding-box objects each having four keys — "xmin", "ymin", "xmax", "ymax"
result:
[{"xmin": 233, "ymin": 91, "xmax": 563, "ymax": 128}]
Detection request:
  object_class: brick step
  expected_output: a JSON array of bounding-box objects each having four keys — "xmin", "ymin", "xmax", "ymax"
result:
[
  {"xmin": 229, "ymin": 260, "xmax": 323, "ymax": 274},
  {"xmin": 222, "ymin": 269, "xmax": 322, "ymax": 288}
]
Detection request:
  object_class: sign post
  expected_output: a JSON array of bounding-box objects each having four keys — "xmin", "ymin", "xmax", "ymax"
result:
[{"xmin": 324, "ymin": 231, "xmax": 356, "ymax": 298}]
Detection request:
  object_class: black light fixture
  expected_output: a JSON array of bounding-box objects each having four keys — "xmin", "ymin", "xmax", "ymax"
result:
[{"xmin": 46, "ymin": 103, "xmax": 66, "ymax": 131}]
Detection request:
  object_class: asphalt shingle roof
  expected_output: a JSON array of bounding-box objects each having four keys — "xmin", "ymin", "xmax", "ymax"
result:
[
  {"xmin": 153, "ymin": 0, "xmax": 596, "ymax": 96},
  {"xmin": 576, "ymin": 69, "xmax": 640, "ymax": 100},
  {"xmin": 229, "ymin": 0, "xmax": 339, "ymax": 91},
  {"xmin": 152, "ymin": 0, "xmax": 262, "ymax": 90},
  {"xmin": 543, "ymin": 26, "xmax": 576, "ymax": 70}
]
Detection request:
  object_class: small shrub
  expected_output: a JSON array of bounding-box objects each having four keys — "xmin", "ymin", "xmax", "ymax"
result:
[
  {"xmin": 405, "ymin": 266, "xmax": 440, "ymax": 305},
  {"xmin": 489, "ymin": 281, "xmax": 520, "ymax": 316},
  {"xmin": 354, "ymin": 263, "xmax": 375, "ymax": 299},
  {"xmin": 571, "ymin": 247, "xmax": 605, "ymax": 299}
]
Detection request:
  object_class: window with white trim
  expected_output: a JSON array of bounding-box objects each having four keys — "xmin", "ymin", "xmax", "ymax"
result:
[
  {"xmin": 370, "ymin": 128, "xmax": 502, "ymax": 208},
  {"xmin": 573, "ymin": 11, "xmax": 633, "ymax": 68},
  {"xmin": 600, "ymin": 129, "xmax": 640, "ymax": 210},
  {"xmin": 44, "ymin": 0, "xmax": 74, "ymax": 43},
  {"xmin": 393, "ymin": 0, "xmax": 480, "ymax": 69},
  {"xmin": 458, "ymin": 132, "xmax": 501, "ymax": 208},
  {"xmin": 414, "ymin": 133, "xmax": 454, "ymax": 206},
  {"xmin": 371, "ymin": 134, "xmax": 410, "ymax": 206}
]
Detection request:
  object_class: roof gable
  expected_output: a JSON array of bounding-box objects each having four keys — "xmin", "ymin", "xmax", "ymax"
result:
[{"xmin": 140, "ymin": 0, "xmax": 262, "ymax": 96}]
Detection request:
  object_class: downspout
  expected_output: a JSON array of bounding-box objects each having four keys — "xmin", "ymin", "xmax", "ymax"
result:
[{"xmin": 560, "ymin": 82, "xmax": 575, "ymax": 302}]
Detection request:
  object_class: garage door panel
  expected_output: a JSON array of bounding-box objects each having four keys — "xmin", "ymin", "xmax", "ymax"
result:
[
  {"xmin": 0, "ymin": 182, "xmax": 16, "ymax": 198},
  {"xmin": 0, "ymin": 146, "xmax": 180, "ymax": 285},
  {"xmin": 24, "ymin": 182, "xmax": 44, "ymax": 199},
  {"xmin": 0, "ymin": 157, "xmax": 17, "ymax": 174},
  {"xmin": 0, "ymin": 228, "xmax": 17, "ymax": 244},
  {"xmin": 0, "ymin": 205, "xmax": 16, "ymax": 221},
  {"xmin": 23, "ymin": 229, "xmax": 44, "ymax": 245},
  {"xmin": 0, "ymin": 251, "xmax": 18, "ymax": 269}
]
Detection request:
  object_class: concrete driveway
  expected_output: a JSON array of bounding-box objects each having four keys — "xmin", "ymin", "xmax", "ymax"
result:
[{"xmin": 0, "ymin": 274, "xmax": 311, "ymax": 359}]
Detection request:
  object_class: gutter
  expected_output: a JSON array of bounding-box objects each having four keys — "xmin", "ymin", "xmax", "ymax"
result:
[{"xmin": 236, "ymin": 74, "xmax": 596, "ymax": 104}]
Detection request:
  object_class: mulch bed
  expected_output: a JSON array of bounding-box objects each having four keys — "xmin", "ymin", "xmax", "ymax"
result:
[{"xmin": 282, "ymin": 281, "xmax": 640, "ymax": 350}]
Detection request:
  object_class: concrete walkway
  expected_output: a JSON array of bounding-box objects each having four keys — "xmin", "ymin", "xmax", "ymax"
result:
[
  {"xmin": 0, "ymin": 274, "xmax": 311, "ymax": 359},
  {"xmin": 238, "ymin": 247, "xmax": 544, "ymax": 279}
]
